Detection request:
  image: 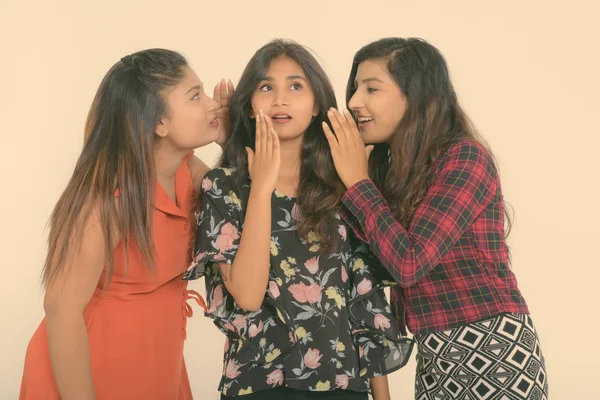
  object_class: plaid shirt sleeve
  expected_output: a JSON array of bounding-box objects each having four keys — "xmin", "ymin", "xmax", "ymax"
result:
[{"xmin": 341, "ymin": 141, "xmax": 497, "ymax": 288}]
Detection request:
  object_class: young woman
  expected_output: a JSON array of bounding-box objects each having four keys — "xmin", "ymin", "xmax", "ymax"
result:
[
  {"xmin": 324, "ymin": 37, "xmax": 548, "ymax": 399},
  {"xmin": 184, "ymin": 39, "xmax": 412, "ymax": 399},
  {"xmin": 20, "ymin": 49, "xmax": 233, "ymax": 400}
]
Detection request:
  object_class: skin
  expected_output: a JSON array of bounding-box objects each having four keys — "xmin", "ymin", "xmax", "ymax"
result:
[{"xmin": 44, "ymin": 66, "xmax": 233, "ymax": 400}]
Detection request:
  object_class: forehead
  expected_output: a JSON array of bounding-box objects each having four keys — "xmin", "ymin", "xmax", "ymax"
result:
[
  {"xmin": 265, "ymin": 56, "xmax": 306, "ymax": 77},
  {"xmin": 355, "ymin": 59, "xmax": 391, "ymax": 81},
  {"xmin": 172, "ymin": 67, "xmax": 201, "ymax": 93}
]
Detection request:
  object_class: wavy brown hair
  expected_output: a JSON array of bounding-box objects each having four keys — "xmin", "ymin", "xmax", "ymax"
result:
[
  {"xmin": 42, "ymin": 49, "xmax": 188, "ymax": 287},
  {"xmin": 221, "ymin": 39, "xmax": 345, "ymax": 252},
  {"xmin": 346, "ymin": 38, "xmax": 512, "ymax": 234}
]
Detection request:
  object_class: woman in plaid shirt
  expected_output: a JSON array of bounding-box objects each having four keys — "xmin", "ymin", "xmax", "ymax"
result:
[{"xmin": 322, "ymin": 38, "xmax": 548, "ymax": 399}]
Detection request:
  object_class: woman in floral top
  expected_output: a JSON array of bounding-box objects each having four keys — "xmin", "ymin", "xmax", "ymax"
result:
[{"xmin": 184, "ymin": 39, "xmax": 413, "ymax": 399}]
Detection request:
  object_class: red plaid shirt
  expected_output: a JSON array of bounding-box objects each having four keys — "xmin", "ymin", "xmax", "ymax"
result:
[{"xmin": 340, "ymin": 140, "xmax": 529, "ymax": 335}]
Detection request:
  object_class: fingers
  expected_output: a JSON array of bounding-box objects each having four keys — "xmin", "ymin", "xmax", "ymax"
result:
[
  {"xmin": 263, "ymin": 111, "xmax": 273, "ymax": 155},
  {"xmin": 342, "ymin": 109, "xmax": 363, "ymax": 144},
  {"xmin": 255, "ymin": 111, "xmax": 262, "ymax": 155},
  {"xmin": 322, "ymin": 121, "xmax": 339, "ymax": 150},
  {"xmin": 227, "ymin": 79, "xmax": 235, "ymax": 103},
  {"xmin": 213, "ymin": 82, "xmax": 221, "ymax": 104},
  {"xmin": 219, "ymin": 79, "xmax": 227, "ymax": 108},
  {"xmin": 327, "ymin": 108, "xmax": 350, "ymax": 144},
  {"xmin": 268, "ymin": 118, "xmax": 280, "ymax": 165},
  {"xmin": 259, "ymin": 109, "xmax": 269, "ymax": 154}
]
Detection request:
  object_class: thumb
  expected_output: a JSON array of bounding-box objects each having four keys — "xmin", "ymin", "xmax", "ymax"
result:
[
  {"xmin": 245, "ymin": 147, "xmax": 254, "ymax": 173},
  {"xmin": 365, "ymin": 145, "xmax": 375, "ymax": 161}
]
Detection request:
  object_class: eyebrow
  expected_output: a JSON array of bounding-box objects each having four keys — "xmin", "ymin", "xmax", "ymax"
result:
[
  {"xmin": 260, "ymin": 75, "xmax": 307, "ymax": 82},
  {"xmin": 356, "ymin": 77, "xmax": 384, "ymax": 84},
  {"xmin": 185, "ymin": 85, "xmax": 201, "ymax": 95}
]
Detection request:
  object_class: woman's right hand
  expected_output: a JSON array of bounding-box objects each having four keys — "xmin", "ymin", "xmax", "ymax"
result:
[{"xmin": 246, "ymin": 109, "xmax": 280, "ymax": 195}]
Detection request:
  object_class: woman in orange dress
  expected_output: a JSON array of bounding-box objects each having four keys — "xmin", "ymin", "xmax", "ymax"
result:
[{"xmin": 19, "ymin": 49, "xmax": 233, "ymax": 400}]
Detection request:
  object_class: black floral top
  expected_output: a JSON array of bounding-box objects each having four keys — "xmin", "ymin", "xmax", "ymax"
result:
[{"xmin": 183, "ymin": 168, "xmax": 413, "ymax": 397}]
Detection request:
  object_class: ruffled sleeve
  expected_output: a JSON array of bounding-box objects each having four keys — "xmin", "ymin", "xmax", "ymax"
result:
[{"xmin": 347, "ymin": 234, "xmax": 414, "ymax": 377}]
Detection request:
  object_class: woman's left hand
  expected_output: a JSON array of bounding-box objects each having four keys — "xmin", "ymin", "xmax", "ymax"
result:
[
  {"xmin": 213, "ymin": 78, "xmax": 235, "ymax": 148},
  {"xmin": 323, "ymin": 108, "xmax": 374, "ymax": 189}
]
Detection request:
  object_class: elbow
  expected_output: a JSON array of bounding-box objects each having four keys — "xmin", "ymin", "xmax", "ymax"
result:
[
  {"xmin": 228, "ymin": 285, "xmax": 265, "ymax": 312},
  {"xmin": 235, "ymin": 295, "xmax": 264, "ymax": 312},
  {"xmin": 385, "ymin": 263, "xmax": 425, "ymax": 289},
  {"xmin": 43, "ymin": 291, "xmax": 84, "ymax": 322}
]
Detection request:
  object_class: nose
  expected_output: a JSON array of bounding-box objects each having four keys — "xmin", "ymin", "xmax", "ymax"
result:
[
  {"xmin": 208, "ymin": 96, "xmax": 219, "ymax": 112},
  {"xmin": 272, "ymin": 90, "xmax": 288, "ymax": 107},
  {"xmin": 348, "ymin": 91, "xmax": 362, "ymax": 111}
]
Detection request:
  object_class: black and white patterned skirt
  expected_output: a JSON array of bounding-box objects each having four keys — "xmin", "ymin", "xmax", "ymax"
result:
[{"xmin": 414, "ymin": 313, "xmax": 548, "ymax": 399}]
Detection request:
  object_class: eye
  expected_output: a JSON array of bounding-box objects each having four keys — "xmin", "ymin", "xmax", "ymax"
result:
[
  {"xmin": 258, "ymin": 84, "xmax": 272, "ymax": 92},
  {"xmin": 290, "ymin": 82, "xmax": 303, "ymax": 90},
  {"xmin": 367, "ymin": 87, "xmax": 378, "ymax": 94},
  {"xmin": 192, "ymin": 92, "xmax": 201, "ymax": 100}
]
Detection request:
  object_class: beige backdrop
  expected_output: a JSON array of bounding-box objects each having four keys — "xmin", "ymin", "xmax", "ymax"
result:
[{"xmin": 1, "ymin": 0, "xmax": 598, "ymax": 398}]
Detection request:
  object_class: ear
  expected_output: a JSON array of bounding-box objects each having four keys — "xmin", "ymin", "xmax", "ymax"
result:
[
  {"xmin": 312, "ymin": 105, "xmax": 319, "ymax": 117},
  {"xmin": 155, "ymin": 117, "xmax": 168, "ymax": 138}
]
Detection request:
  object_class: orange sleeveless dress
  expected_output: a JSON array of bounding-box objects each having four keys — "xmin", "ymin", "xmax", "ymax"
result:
[{"xmin": 20, "ymin": 153, "xmax": 206, "ymax": 400}]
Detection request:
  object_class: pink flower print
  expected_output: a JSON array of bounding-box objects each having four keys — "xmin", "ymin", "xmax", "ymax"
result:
[
  {"xmin": 335, "ymin": 374, "xmax": 349, "ymax": 389},
  {"xmin": 304, "ymin": 256, "xmax": 319, "ymax": 274},
  {"xmin": 268, "ymin": 280, "xmax": 280, "ymax": 299},
  {"xmin": 201, "ymin": 177, "xmax": 213, "ymax": 192},
  {"xmin": 266, "ymin": 369, "xmax": 284, "ymax": 387},
  {"xmin": 208, "ymin": 285, "xmax": 223, "ymax": 313},
  {"xmin": 356, "ymin": 278, "xmax": 372, "ymax": 295},
  {"xmin": 305, "ymin": 283, "xmax": 323, "ymax": 304},
  {"xmin": 303, "ymin": 348, "xmax": 323, "ymax": 369},
  {"xmin": 223, "ymin": 322, "xmax": 235, "ymax": 332},
  {"xmin": 215, "ymin": 222, "xmax": 240, "ymax": 253},
  {"xmin": 289, "ymin": 282, "xmax": 323, "ymax": 304},
  {"xmin": 225, "ymin": 359, "xmax": 242, "ymax": 379},
  {"xmin": 248, "ymin": 320, "xmax": 264, "ymax": 338},
  {"xmin": 341, "ymin": 266, "xmax": 348, "ymax": 283},
  {"xmin": 338, "ymin": 225, "xmax": 347, "ymax": 241},
  {"xmin": 232, "ymin": 316, "xmax": 247, "ymax": 330},
  {"xmin": 373, "ymin": 314, "xmax": 391, "ymax": 330}
]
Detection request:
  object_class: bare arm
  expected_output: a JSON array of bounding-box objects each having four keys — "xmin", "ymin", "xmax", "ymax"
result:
[
  {"xmin": 370, "ymin": 376, "xmax": 391, "ymax": 400},
  {"xmin": 218, "ymin": 112, "xmax": 280, "ymax": 311},
  {"xmin": 43, "ymin": 207, "xmax": 117, "ymax": 400},
  {"xmin": 219, "ymin": 188, "xmax": 272, "ymax": 311}
]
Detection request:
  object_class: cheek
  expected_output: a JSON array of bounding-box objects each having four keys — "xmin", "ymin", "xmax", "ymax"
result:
[{"xmin": 251, "ymin": 96, "xmax": 268, "ymax": 115}]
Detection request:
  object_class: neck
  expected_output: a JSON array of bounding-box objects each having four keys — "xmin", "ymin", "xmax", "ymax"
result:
[
  {"xmin": 154, "ymin": 141, "xmax": 188, "ymax": 187},
  {"xmin": 276, "ymin": 135, "xmax": 303, "ymax": 196}
]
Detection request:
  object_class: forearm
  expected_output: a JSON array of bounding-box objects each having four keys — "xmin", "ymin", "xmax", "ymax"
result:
[
  {"xmin": 224, "ymin": 188, "xmax": 272, "ymax": 310},
  {"xmin": 47, "ymin": 313, "xmax": 96, "ymax": 400},
  {"xmin": 370, "ymin": 375, "xmax": 391, "ymax": 400}
]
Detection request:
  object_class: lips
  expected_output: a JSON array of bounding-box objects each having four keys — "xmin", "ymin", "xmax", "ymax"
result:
[
  {"xmin": 271, "ymin": 113, "xmax": 292, "ymax": 124},
  {"xmin": 355, "ymin": 115, "xmax": 374, "ymax": 127},
  {"xmin": 210, "ymin": 117, "xmax": 219, "ymax": 128}
]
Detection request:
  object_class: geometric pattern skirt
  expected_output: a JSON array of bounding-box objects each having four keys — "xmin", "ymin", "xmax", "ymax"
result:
[{"xmin": 415, "ymin": 313, "xmax": 548, "ymax": 400}]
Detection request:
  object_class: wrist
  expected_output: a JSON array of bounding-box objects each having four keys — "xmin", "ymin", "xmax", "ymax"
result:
[{"xmin": 344, "ymin": 175, "xmax": 370, "ymax": 189}]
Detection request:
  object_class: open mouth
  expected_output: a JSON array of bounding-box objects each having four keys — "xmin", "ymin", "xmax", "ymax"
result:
[
  {"xmin": 210, "ymin": 117, "xmax": 219, "ymax": 128},
  {"xmin": 271, "ymin": 113, "xmax": 293, "ymax": 124},
  {"xmin": 356, "ymin": 116, "xmax": 373, "ymax": 127}
]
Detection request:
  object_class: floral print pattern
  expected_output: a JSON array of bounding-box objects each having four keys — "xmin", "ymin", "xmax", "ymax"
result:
[{"xmin": 184, "ymin": 168, "xmax": 413, "ymax": 397}]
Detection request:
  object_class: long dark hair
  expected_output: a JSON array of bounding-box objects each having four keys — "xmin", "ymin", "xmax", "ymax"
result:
[
  {"xmin": 346, "ymin": 37, "xmax": 512, "ymax": 234},
  {"xmin": 43, "ymin": 49, "xmax": 189, "ymax": 286},
  {"xmin": 221, "ymin": 39, "xmax": 345, "ymax": 252}
]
